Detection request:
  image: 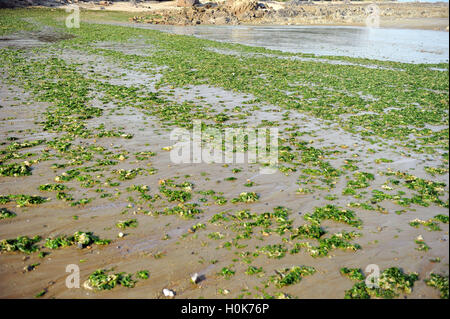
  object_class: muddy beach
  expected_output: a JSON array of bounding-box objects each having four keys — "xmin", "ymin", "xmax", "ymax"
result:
[{"xmin": 0, "ymin": 7, "xmax": 448, "ymax": 300}]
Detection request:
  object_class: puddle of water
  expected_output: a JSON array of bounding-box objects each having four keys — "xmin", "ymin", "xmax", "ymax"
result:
[{"xmin": 0, "ymin": 29, "xmax": 75, "ymax": 49}]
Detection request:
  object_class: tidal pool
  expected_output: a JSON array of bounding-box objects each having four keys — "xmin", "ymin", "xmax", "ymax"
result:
[{"xmin": 123, "ymin": 23, "xmax": 449, "ymax": 64}]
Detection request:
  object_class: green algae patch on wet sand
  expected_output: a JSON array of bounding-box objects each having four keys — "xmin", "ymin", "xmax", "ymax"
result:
[
  {"xmin": 84, "ymin": 269, "xmax": 138, "ymax": 290},
  {"xmin": 425, "ymin": 273, "xmax": 449, "ymax": 299},
  {"xmin": 0, "ymin": 236, "xmax": 41, "ymax": 254},
  {"xmin": 343, "ymin": 267, "xmax": 419, "ymax": 299},
  {"xmin": 270, "ymin": 266, "xmax": 316, "ymax": 288}
]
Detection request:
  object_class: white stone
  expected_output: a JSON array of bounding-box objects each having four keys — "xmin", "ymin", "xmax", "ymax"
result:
[{"xmin": 163, "ymin": 288, "xmax": 175, "ymax": 297}]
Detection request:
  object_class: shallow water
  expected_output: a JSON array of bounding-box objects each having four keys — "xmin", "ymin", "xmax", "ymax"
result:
[{"xmin": 130, "ymin": 23, "xmax": 450, "ymax": 64}]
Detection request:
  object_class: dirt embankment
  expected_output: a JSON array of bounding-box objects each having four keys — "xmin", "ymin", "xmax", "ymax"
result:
[{"xmin": 127, "ymin": 1, "xmax": 449, "ymax": 30}]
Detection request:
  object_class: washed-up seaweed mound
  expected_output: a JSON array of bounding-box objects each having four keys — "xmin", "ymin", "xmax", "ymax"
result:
[
  {"xmin": 342, "ymin": 267, "xmax": 419, "ymax": 299},
  {"xmin": 0, "ymin": 236, "xmax": 41, "ymax": 254},
  {"xmin": 45, "ymin": 231, "xmax": 111, "ymax": 249},
  {"xmin": 425, "ymin": 273, "xmax": 449, "ymax": 299}
]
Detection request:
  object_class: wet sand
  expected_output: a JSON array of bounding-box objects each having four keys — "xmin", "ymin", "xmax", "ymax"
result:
[{"xmin": 0, "ymin": 11, "xmax": 448, "ymax": 299}]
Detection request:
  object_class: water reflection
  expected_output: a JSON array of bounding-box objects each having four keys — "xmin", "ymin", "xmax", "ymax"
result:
[{"xmin": 231, "ymin": 27, "xmax": 255, "ymax": 42}]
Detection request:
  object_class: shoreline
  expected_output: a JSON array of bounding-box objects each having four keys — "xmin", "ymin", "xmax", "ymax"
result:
[
  {"xmin": 168, "ymin": 17, "xmax": 450, "ymax": 31},
  {"xmin": 87, "ymin": 17, "xmax": 450, "ymax": 33}
]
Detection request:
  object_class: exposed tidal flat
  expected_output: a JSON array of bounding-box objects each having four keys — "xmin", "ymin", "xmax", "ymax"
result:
[{"xmin": 0, "ymin": 8, "xmax": 448, "ymax": 299}]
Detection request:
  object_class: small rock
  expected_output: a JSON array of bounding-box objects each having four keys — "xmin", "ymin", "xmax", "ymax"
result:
[
  {"xmin": 23, "ymin": 264, "xmax": 35, "ymax": 273},
  {"xmin": 163, "ymin": 288, "xmax": 175, "ymax": 297},
  {"xmin": 83, "ymin": 280, "xmax": 93, "ymax": 290},
  {"xmin": 118, "ymin": 232, "xmax": 124, "ymax": 238}
]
